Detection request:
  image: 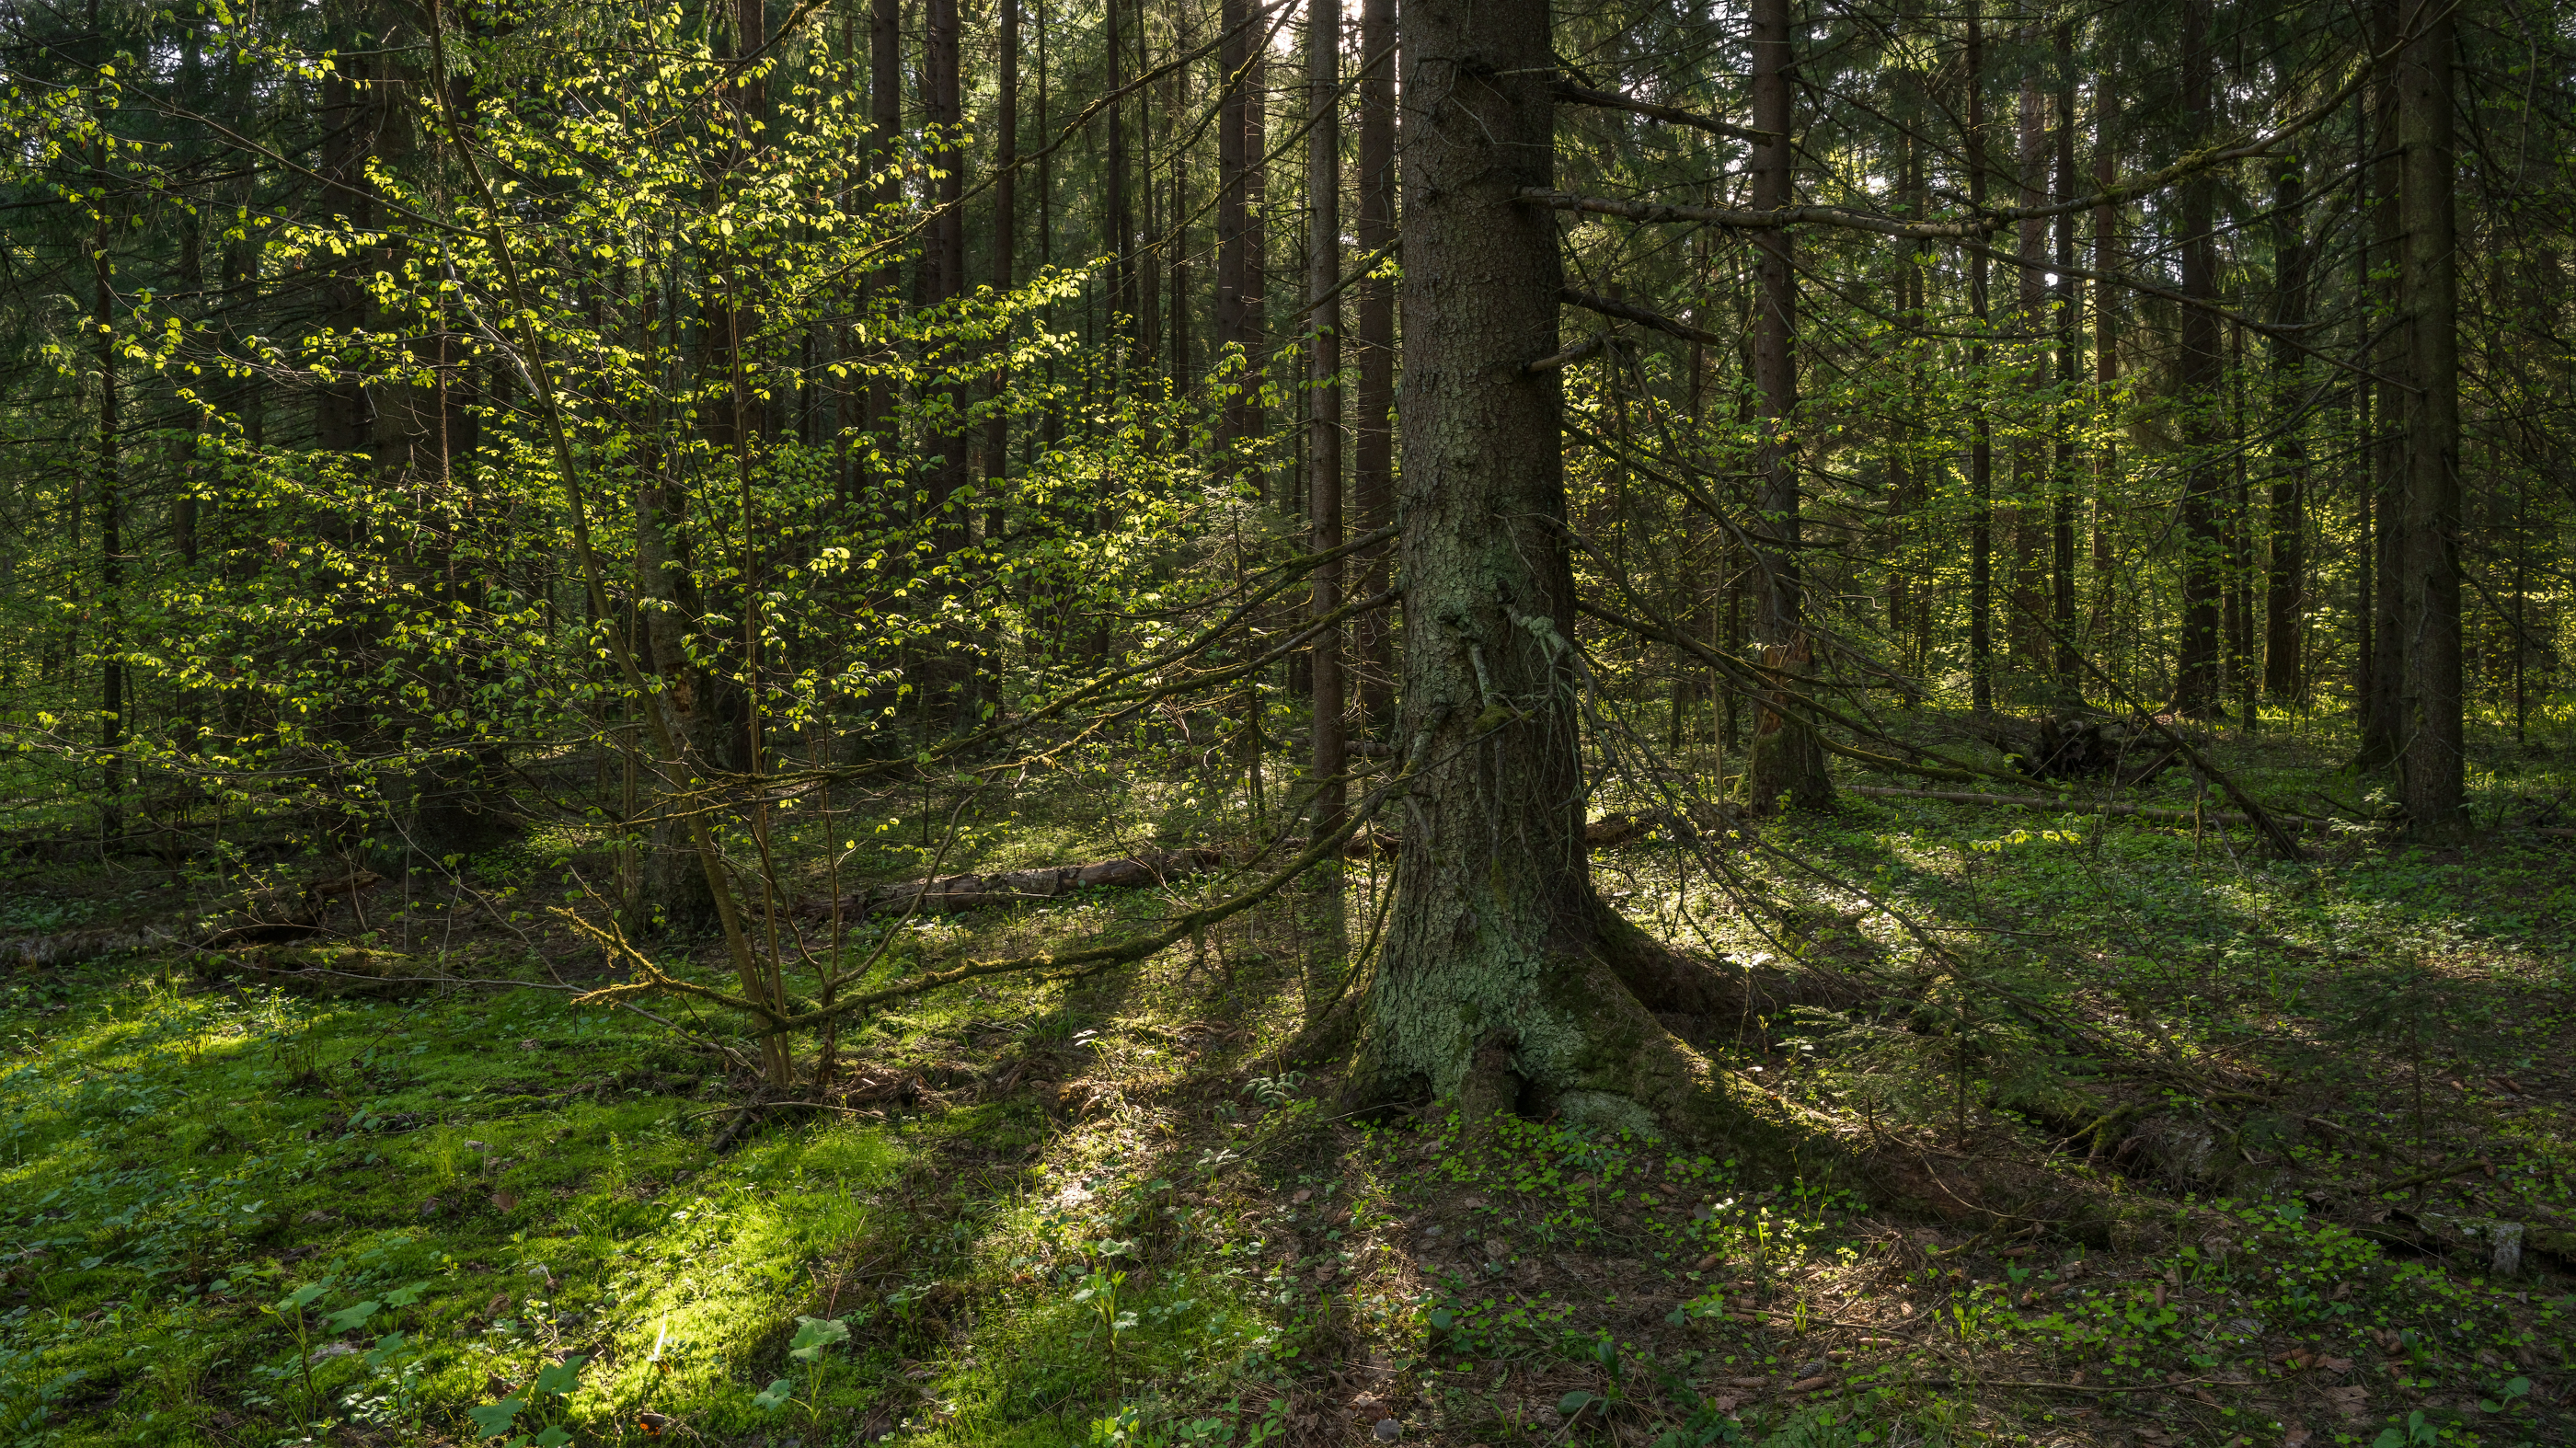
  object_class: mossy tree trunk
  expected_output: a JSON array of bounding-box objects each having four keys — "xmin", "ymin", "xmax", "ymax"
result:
[{"xmin": 1352, "ymin": 0, "xmax": 1818, "ymax": 1166}]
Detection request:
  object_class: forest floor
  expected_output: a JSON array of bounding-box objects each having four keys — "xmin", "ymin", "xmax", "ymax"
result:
[{"xmin": 3, "ymin": 715, "xmax": 2573, "ymax": 1448}]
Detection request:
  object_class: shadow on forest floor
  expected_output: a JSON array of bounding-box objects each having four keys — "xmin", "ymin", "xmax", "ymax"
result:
[{"xmin": 1, "ymin": 711, "xmax": 2571, "ymax": 1447}]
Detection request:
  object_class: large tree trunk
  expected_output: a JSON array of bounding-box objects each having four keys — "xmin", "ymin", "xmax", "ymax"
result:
[
  {"xmin": 2172, "ymin": 0, "xmax": 2223, "ymax": 718},
  {"xmin": 1305, "ymin": 0, "xmax": 1348, "ymax": 959},
  {"xmin": 1742, "ymin": 0, "xmax": 1829, "ymax": 810},
  {"xmin": 1352, "ymin": 0, "xmax": 1810, "ymax": 1162},
  {"xmin": 1351, "ymin": 0, "xmax": 1397, "ymax": 734},
  {"xmin": 2397, "ymin": 6, "xmax": 2461, "ymax": 832}
]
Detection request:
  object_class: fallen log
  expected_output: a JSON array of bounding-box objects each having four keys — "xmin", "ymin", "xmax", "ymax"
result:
[
  {"xmin": 801, "ymin": 847, "xmax": 1231, "ymax": 920},
  {"xmin": 1846, "ymin": 786, "xmax": 2337, "ymax": 831},
  {"xmin": 816, "ymin": 807, "xmax": 1758, "ymax": 922}
]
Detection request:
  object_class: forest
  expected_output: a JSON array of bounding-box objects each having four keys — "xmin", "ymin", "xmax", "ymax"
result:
[{"xmin": 0, "ymin": 0, "xmax": 2571, "ymax": 1442}]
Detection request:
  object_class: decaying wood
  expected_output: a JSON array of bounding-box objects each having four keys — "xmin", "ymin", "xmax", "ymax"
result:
[{"xmin": 801, "ymin": 847, "xmax": 1231, "ymax": 920}]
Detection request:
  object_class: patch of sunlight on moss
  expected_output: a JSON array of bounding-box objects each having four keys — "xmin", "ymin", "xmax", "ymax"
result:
[
  {"xmin": 581, "ymin": 1119, "xmax": 900, "ymax": 1436},
  {"xmin": 914, "ymin": 1272, "xmax": 1277, "ymax": 1447}
]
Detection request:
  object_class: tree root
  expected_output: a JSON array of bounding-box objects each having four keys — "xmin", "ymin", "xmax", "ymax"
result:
[{"xmin": 1470, "ymin": 925, "xmax": 2164, "ymax": 1239}]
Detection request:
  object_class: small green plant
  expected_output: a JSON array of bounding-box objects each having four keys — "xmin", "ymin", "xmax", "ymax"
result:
[
  {"xmin": 1088, "ymin": 1405, "xmax": 1166, "ymax": 1446},
  {"xmin": 753, "ymin": 1315, "xmax": 850, "ymax": 1429},
  {"xmin": 1557, "ymin": 1333, "xmax": 1632, "ymax": 1425},
  {"xmin": 2371, "ymin": 1409, "xmax": 2441, "ymax": 1448},
  {"xmin": 1075, "ymin": 1255, "xmax": 1140, "ymax": 1383},
  {"xmin": 1243, "ymin": 1071, "xmax": 1305, "ymax": 1108},
  {"xmin": 0, "ymin": 1343, "xmax": 85, "ymax": 1446},
  {"xmin": 259, "ymin": 1276, "xmax": 336, "ymax": 1432},
  {"xmin": 465, "ymin": 1354, "xmax": 586, "ymax": 1446}
]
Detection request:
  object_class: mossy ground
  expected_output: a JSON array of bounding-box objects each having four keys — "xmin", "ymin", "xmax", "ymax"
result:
[{"xmin": 2, "ymin": 712, "xmax": 2573, "ymax": 1447}]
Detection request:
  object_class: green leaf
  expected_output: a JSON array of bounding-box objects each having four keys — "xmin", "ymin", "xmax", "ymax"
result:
[
  {"xmin": 788, "ymin": 1315, "xmax": 850, "ymax": 1360},
  {"xmin": 1558, "ymin": 1390, "xmax": 1598, "ymax": 1415},
  {"xmin": 324, "ymin": 1300, "xmax": 381, "ymax": 1332},
  {"xmin": 532, "ymin": 1429, "xmax": 574, "ymax": 1448},
  {"xmin": 467, "ymin": 1397, "xmax": 524, "ymax": 1438},
  {"xmin": 532, "ymin": 1354, "xmax": 587, "ymax": 1397},
  {"xmin": 753, "ymin": 1377, "xmax": 795, "ymax": 1411}
]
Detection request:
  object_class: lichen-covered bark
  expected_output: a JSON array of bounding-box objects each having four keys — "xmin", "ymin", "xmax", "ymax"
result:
[
  {"xmin": 1357, "ymin": 0, "xmax": 1587, "ymax": 1105},
  {"xmin": 1353, "ymin": 0, "xmax": 1828, "ymax": 1169}
]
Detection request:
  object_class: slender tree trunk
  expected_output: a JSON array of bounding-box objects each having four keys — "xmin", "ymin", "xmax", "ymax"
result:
[
  {"xmin": 2050, "ymin": 23, "xmax": 2079, "ymax": 691},
  {"xmin": 869, "ymin": 0, "xmax": 901, "ymax": 508},
  {"xmin": 2228, "ymin": 320, "xmax": 2255, "ymax": 729},
  {"xmin": 2173, "ymin": 0, "xmax": 2223, "ymax": 718},
  {"xmin": 1744, "ymin": 0, "xmax": 1828, "ymax": 810},
  {"xmin": 94, "ymin": 195, "xmax": 122, "ymax": 840},
  {"xmin": 1218, "ymin": 0, "xmax": 1255, "ymax": 482},
  {"xmin": 986, "ymin": 0, "xmax": 1018, "ymax": 500},
  {"xmin": 2012, "ymin": 36, "xmax": 2045, "ymax": 675},
  {"xmin": 1306, "ymin": 0, "xmax": 1347, "ymax": 964},
  {"xmin": 2089, "ymin": 78, "xmax": 2119, "ymax": 658},
  {"xmin": 1352, "ymin": 0, "xmax": 1397, "ymax": 734},
  {"xmin": 1248, "ymin": 43, "xmax": 1272, "ymax": 502},
  {"xmin": 1170, "ymin": 10, "xmax": 1191, "ymax": 387},
  {"xmin": 2397, "ymin": 3, "xmax": 2461, "ymax": 831},
  {"xmin": 1965, "ymin": 10, "xmax": 1994, "ymax": 717},
  {"xmin": 1108, "ymin": 0, "xmax": 1133, "ymax": 361},
  {"xmin": 2361, "ymin": 0, "xmax": 2407, "ymax": 766},
  {"xmin": 2265, "ymin": 152, "xmax": 2308, "ymax": 700}
]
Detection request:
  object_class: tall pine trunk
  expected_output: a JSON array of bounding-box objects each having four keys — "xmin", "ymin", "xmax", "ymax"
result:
[
  {"xmin": 2264, "ymin": 152, "xmax": 2309, "ymax": 701},
  {"xmin": 1743, "ymin": 0, "xmax": 1828, "ymax": 810},
  {"xmin": 1355, "ymin": 0, "xmax": 1810, "ymax": 1159},
  {"xmin": 1351, "ymin": 0, "xmax": 1397, "ymax": 734},
  {"xmin": 2397, "ymin": 5, "xmax": 2461, "ymax": 831},
  {"xmin": 2173, "ymin": 0, "xmax": 2223, "ymax": 718},
  {"xmin": 2089, "ymin": 77, "xmax": 2120, "ymax": 660},
  {"xmin": 1964, "ymin": 11, "xmax": 1994, "ymax": 717},
  {"xmin": 1305, "ymin": 0, "xmax": 1347, "ymax": 961},
  {"xmin": 986, "ymin": 0, "xmax": 1018, "ymax": 500},
  {"xmin": 2360, "ymin": 0, "xmax": 2407, "ymax": 767},
  {"xmin": 2050, "ymin": 23, "xmax": 2079, "ymax": 691}
]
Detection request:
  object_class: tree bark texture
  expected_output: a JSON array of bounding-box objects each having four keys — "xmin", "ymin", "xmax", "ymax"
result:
[
  {"xmin": 2264, "ymin": 152, "xmax": 2309, "ymax": 700},
  {"xmin": 1743, "ymin": 0, "xmax": 1828, "ymax": 810},
  {"xmin": 2361, "ymin": 0, "xmax": 2407, "ymax": 767},
  {"xmin": 1306, "ymin": 0, "xmax": 1348, "ymax": 948},
  {"xmin": 1964, "ymin": 11, "xmax": 1994, "ymax": 717},
  {"xmin": 985, "ymin": 0, "xmax": 1018, "ymax": 496},
  {"xmin": 2397, "ymin": 6, "xmax": 2461, "ymax": 831},
  {"xmin": 2050, "ymin": 25, "xmax": 2079, "ymax": 690},
  {"xmin": 2173, "ymin": 0, "xmax": 2223, "ymax": 718},
  {"xmin": 1216, "ymin": 0, "xmax": 1259, "ymax": 488},
  {"xmin": 1358, "ymin": 0, "xmax": 1814, "ymax": 1162},
  {"xmin": 1352, "ymin": 0, "xmax": 1397, "ymax": 733}
]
